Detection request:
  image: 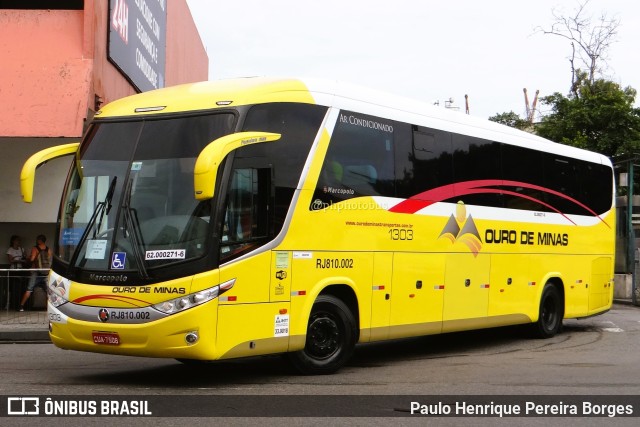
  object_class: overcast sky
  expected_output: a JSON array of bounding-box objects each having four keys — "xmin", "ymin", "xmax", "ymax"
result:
[{"xmin": 185, "ymin": 0, "xmax": 640, "ymax": 119}]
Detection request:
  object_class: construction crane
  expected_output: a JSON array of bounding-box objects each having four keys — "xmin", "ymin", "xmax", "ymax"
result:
[{"xmin": 523, "ymin": 88, "xmax": 539, "ymax": 124}]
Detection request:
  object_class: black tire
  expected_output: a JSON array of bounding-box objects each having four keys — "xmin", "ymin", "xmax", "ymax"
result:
[
  {"xmin": 288, "ymin": 295, "xmax": 357, "ymax": 375},
  {"xmin": 532, "ymin": 283, "xmax": 564, "ymax": 338}
]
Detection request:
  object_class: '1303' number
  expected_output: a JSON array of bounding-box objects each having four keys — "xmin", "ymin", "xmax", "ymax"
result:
[{"xmin": 389, "ymin": 228, "xmax": 413, "ymax": 240}]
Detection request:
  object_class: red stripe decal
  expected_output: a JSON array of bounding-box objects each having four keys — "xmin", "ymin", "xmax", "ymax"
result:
[{"xmin": 387, "ymin": 179, "xmax": 609, "ymax": 227}]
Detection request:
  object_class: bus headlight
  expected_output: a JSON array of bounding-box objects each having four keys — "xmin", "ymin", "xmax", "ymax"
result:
[{"xmin": 152, "ymin": 278, "xmax": 235, "ymax": 315}]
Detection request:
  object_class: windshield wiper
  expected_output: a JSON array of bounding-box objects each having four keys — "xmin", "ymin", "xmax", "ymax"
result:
[
  {"xmin": 94, "ymin": 176, "xmax": 117, "ymax": 238},
  {"xmin": 121, "ymin": 178, "xmax": 150, "ymax": 279},
  {"xmin": 69, "ymin": 176, "xmax": 117, "ymax": 269}
]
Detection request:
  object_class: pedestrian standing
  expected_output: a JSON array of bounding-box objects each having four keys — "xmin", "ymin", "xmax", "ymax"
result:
[{"xmin": 18, "ymin": 234, "xmax": 52, "ymax": 311}]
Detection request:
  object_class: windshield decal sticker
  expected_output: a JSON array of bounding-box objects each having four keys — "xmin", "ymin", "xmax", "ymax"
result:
[
  {"xmin": 61, "ymin": 228, "xmax": 83, "ymax": 245},
  {"xmin": 144, "ymin": 249, "xmax": 186, "ymax": 260},
  {"xmin": 275, "ymin": 251, "xmax": 289, "ymax": 268},
  {"xmin": 86, "ymin": 240, "xmax": 108, "ymax": 259}
]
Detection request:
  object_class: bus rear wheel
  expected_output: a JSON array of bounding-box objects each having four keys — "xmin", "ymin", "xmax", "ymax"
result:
[
  {"xmin": 288, "ymin": 295, "xmax": 357, "ymax": 375},
  {"xmin": 532, "ymin": 282, "xmax": 563, "ymax": 338}
]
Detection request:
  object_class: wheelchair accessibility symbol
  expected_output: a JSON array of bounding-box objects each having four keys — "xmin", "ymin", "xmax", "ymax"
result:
[{"xmin": 111, "ymin": 252, "xmax": 126, "ymax": 270}]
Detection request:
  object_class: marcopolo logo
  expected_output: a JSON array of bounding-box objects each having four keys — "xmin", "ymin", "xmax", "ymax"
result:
[
  {"xmin": 98, "ymin": 308, "xmax": 110, "ymax": 323},
  {"xmin": 439, "ymin": 201, "xmax": 482, "ymax": 256}
]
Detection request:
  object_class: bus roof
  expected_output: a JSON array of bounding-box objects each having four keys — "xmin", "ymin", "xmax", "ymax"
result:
[{"xmin": 96, "ymin": 77, "xmax": 611, "ymax": 167}]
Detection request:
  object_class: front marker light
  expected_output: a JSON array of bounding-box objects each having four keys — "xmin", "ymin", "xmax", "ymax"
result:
[
  {"xmin": 152, "ymin": 278, "xmax": 235, "ymax": 315},
  {"xmin": 158, "ymin": 301, "xmax": 175, "ymax": 312}
]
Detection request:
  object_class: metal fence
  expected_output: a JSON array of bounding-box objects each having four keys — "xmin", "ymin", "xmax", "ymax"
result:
[{"xmin": 1, "ymin": 268, "xmax": 49, "ymax": 327}]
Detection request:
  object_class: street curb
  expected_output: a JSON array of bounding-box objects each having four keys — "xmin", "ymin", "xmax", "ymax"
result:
[
  {"xmin": 613, "ymin": 298, "xmax": 638, "ymax": 306},
  {"xmin": 0, "ymin": 330, "xmax": 50, "ymax": 342}
]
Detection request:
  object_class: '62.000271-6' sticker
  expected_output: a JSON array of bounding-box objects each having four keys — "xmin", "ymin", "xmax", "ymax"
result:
[{"xmin": 145, "ymin": 250, "xmax": 186, "ymax": 260}]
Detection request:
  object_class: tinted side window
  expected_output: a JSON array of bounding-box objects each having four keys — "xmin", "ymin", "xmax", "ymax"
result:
[
  {"xmin": 543, "ymin": 155, "xmax": 583, "ymax": 214},
  {"xmin": 543, "ymin": 154, "xmax": 612, "ymax": 216},
  {"xmin": 313, "ymin": 111, "xmax": 395, "ymax": 207},
  {"xmin": 239, "ymin": 102, "xmax": 328, "ymax": 233},
  {"xmin": 502, "ymin": 144, "xmax": 612, "ymax": 216},
  {"xmin": 395, "ymin": 126, "xmax": 453, "ymax": 199},
  {"xmin": 219, "ymin": 165, "xmax": 272, "ymax": 262},
  {"xmin": 452, "ymin": 134, "xmax": 502, "ymax": 207},
  {"xmin": 501, "ymin": 144, "xmax": 546, "ymax": 211},
  {"xmin": 580, "ymin": 162, "xmax": 613, "ymax": 215}
]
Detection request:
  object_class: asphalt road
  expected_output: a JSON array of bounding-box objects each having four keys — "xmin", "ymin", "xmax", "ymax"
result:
[{"xmin": 1, "ymin": 303, "xmax": 638, "ymax": 425}]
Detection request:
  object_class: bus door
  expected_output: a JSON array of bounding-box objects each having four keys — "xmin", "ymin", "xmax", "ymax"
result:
[
  {"xmin": 389, "ymin": 253, "xmax": 445, "ymax": 339},
  {"xmin": 442, "ymin": 253, "xmax": 491, "ymax": 331},
  {"xmin": 217, "ymin": 158, "xmax": 274, "ymax": 304},
  {"xmin": 216, "ymin": 158, "xmax": 288, "ymax": 356}
]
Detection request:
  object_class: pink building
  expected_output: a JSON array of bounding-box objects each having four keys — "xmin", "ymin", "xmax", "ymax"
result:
[{"xmin": 0, "ymin": 0, "xmax": 208, "ymax": 252}]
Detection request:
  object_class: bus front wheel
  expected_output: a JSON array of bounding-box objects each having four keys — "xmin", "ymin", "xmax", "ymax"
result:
[
  {"xmin": 288, "ymin": 295, "xmax": 357, "ymax": 375},
  {"xmin": 532, "ymin": 282, "xmax": 563, "ymax": 338}
]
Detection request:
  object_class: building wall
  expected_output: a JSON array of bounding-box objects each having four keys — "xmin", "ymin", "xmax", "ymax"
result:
[
  {"xmin": 88, "ymin": 0, "xmax": 138, "ymax": 114},
  {"xmin": 0, "ymin": 1, "xmax": 208, "ymax": 262},
  {"xmin": 165, "ymin": 1, "xmax": 209, "ymax": 87},
  {"xmin": 0, "ymin": 9, "xmax": 91, "ymax": 137}
]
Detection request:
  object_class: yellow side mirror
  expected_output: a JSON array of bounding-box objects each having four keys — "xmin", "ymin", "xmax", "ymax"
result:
[
  {"xmin": 21, "ymin": 143, "xmax": 79, "ymax": 203},
  {"xmin": 194, "ymin": 132, "xmax": 281, "ymax": 200}
]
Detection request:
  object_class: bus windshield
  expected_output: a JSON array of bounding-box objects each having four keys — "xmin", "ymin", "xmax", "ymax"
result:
[{"xmin": 58, "ymin": 112, "xmax": 236, "ymax": 278}]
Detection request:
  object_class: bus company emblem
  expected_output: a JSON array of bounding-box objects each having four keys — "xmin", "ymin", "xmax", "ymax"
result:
[
  {"xmin": 48, "ymin": 273, "xmax": 69, "ymax": 300},
  {"xmin": 439, "ymin": 201, "xmax": 482, "ymax": 256},
  {"xmin": 98, "ymin": 308, "xmax": 109, "ymax": 323}
]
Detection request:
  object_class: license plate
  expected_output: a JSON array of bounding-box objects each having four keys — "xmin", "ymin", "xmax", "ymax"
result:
[{"xmin": 92, "ymin": 331, "xmax": 120, "ymax": 346}]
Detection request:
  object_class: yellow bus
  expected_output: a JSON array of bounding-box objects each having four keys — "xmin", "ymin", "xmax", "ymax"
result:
[{"xmin": 22, "ymin": 78, "xmax": 615, "ymax": 374}]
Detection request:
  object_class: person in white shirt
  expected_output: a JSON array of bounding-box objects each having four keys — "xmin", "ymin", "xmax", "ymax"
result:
[{"xmin": 6, "ymin": 235, "xmax": 25, "ymax": 269}]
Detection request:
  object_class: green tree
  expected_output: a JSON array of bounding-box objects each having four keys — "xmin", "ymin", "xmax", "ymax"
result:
[
  {"xmin": 535, "ymin": 72, "xmax": 640, "ymax": 157},
  {"xmin": 488, "ymin": 111, "xmax": 530, "ymax": 130}
]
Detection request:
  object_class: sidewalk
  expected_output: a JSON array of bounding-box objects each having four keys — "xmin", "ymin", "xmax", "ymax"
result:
[
  {"xmin": 1, "ymin": 300, "xmax": 637, "ymax": 343},
  {"xmin": 613, "ymin": 297, "xmax": 637, "ymax": 306},
  {"xmin": 0, "ymin": 309, "xmax": 49, "ymax": 342}
]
